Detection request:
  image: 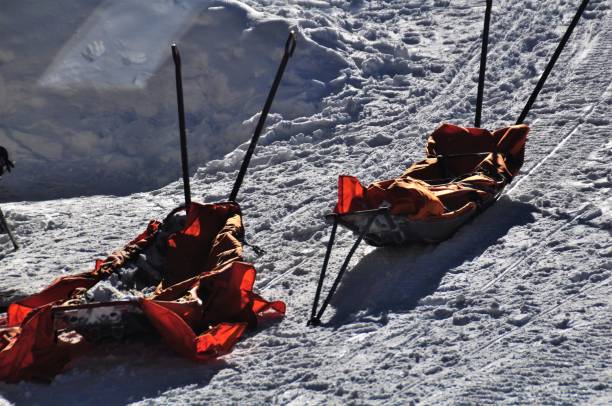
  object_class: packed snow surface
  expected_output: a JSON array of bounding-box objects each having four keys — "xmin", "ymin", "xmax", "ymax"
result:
[{"xmin": 1, "ymin": 0, "xmax": 611, "ymax": 404}]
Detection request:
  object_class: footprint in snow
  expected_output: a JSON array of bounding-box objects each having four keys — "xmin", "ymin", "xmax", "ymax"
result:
[
  {"xmin": 120, "ymin": 51, "xmax": 147, "ymax": 65},
  {"xmin": 82, "ymin": 40, "xmax": 106, "ymax": 62}
]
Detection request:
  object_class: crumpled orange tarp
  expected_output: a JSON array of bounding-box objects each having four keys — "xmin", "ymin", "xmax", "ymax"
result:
[
  {"xmin": 335, "ymin": 123, "xmax": 529, "ymax": 219},
  {"xmin": 0, "ymin": 201, "xmax": 285, "ymax": 383}
]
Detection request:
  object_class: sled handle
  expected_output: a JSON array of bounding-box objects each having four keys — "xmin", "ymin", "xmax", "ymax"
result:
[
  {"xmin": 171, "ymin": 43, "xmax": 192, "ymax": 212},
  {"xmin": 308, "ymin": 211, "xmax": 380, "ymax": 326},
  {"xmin": 229, "ymin": 30, "xmax": 297, "ymax": 202}
]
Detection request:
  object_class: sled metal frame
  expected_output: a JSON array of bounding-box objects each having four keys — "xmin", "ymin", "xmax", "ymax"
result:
[{"xmin": 52, "ymin": 300, "xmax": 152, "ymax": 341}]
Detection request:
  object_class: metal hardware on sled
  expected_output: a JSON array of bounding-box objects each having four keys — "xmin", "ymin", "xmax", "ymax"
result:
[{"xmin": 52, "ymin": 300, "xmax": 152, "ymax": 342}]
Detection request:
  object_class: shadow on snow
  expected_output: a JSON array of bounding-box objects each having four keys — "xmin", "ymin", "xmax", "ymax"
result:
[
  {"xmin": 0, "ymin": 317, "xmax": 283, "ymax": 404},
  {"xmin": 324, "ymin": 197, "xmax": 538, "ymax": 326}
]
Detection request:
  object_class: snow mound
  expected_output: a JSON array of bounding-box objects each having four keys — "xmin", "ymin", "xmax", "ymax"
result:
[{"xmin": 0, "ymin": 1, "xmax": 347, "ymax": 201}]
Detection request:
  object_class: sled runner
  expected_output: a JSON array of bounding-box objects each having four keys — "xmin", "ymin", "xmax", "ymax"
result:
[
  {"xmin": 308, "ymin": 0, "xmax": 591, "ymax": 326},
  {"xmin": 0, "ymin": 31, "xmax": 297, "ymax": 383}
]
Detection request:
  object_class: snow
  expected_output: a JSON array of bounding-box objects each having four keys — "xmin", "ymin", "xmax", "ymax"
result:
[
  {"xmin": 0, "ymin": 0, "xmax": 346, "ymax": 201},
  {"xmin": 1, "ymin": 0, "xmax": 611, "ymax": 404}
]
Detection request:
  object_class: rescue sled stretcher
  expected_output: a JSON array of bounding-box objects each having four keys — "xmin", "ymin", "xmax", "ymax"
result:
[
  {"xmin": 308, "ymin": 0, "xmax": 589, "ymax": 326},
  {"xmin": 327, "ymin": 122, "xmax": 529, "ymax": 247},
  {"xmin": 0, "ymin": 202, "xmax": 285, "ymax": 383},
  {"xmin": 309, "ymin": 123, "xmax": 529, "ymax": 326},
  {"xmin": 0, "ymin": 32, "xmax": 297, "ymax": 383}
]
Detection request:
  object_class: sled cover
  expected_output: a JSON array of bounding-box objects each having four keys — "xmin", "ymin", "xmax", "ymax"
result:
[{"xmin": 336, "ymin": 123, "xmax": 529, "ymax": 219}]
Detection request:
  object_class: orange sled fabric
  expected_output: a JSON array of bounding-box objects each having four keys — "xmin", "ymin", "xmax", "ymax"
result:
[
  {"xmin": 0, "ymin": 201, "xmax": 285, "ymax": 383},
  {"xmin": 336, "ymin": 123, "xmax": 529, "ymax": 218}
]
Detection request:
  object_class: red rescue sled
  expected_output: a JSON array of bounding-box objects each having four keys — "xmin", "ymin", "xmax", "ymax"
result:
[{"xmin": 308, "ymin": 0, "xmax": 589, "ymax": 326}]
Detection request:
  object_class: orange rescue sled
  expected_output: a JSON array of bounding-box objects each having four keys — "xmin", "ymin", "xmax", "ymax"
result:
[
  {"xmin": 332, "ymin": 123, "xmax": 529, "ymax": 246},
  {"xmin": 0, "ymin": 202, "xmax": 285, "ymax": 383},
  {"xmin": 308, "ymin": 0, "xmax": 588, "ymax": 326}
]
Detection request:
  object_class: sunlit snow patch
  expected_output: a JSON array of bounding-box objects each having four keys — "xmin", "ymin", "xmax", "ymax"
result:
[{"xmin": 39, "ymin": 0, "xmax": 211, "ymax": 88}]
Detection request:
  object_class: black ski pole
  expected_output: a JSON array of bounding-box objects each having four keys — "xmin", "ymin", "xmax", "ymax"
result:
[
  {"xmin": 516, "ymin": 0, "xmax": 590, "ymax": 124},
  {"xmin": 0, "ymin": 206, "xmax": 18, "ymax": 250},
  {"xmin": 475, "ymin": 0, "xmax": 492, "ymax": 128},
  {"xmin": 311, "ymin": 214, "xmax": 377, "ymax": 325},
  {"xmin": 308, "ymin": 217, "xmax": 339, "ymax": 326},
  {"xmin": 229, "ymin": 31, "xmax": 297, "ymax": 202},
  {"xmin": 171, "ymin": 44, "xmax": 191, "ymax": 211}
]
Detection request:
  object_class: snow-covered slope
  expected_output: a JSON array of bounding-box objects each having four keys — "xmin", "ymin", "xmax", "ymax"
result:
[
  {"xmin": 1, "ymin": 0, "xmax": 610, "ymax": 404},
  {"xmin": 0, "ymin": 0, "xmax": 346, "ymax": 201}
]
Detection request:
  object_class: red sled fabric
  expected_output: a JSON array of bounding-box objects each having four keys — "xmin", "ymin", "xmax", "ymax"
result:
[
  {"xmin": 0, "ymin": 201, "xmax": 285, "ymax": 382},
  {"xmin": 335, "ymin": 123, "xmax": 529, "ymax": 219}
]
